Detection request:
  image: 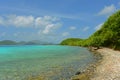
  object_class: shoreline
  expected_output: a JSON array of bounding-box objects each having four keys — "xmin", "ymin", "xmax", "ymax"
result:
[
  {"xmin": 90, "ymin": 48, "xmax": 120, "ymax": 80},
  {"xmin": 71, "ymin": 48, "xmax": 103, "ymax": 80},
  {"xmin": 72, "ymin": 48, "xmax": 120, "ymax": 80}
]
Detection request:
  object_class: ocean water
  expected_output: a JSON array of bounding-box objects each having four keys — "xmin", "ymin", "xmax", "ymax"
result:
[{"xmin": 0, "ymin": 45, "xmax": 96, "ymax": 80}]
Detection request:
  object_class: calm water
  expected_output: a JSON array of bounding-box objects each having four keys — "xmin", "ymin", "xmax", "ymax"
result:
[{"xmin": 0, "ymin": 45, "xmax": 96, "ymax": 80}]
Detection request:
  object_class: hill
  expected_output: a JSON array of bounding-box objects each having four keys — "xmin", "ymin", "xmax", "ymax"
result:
[
  {"xmin": 60, "ymin": 10, "xmax": 120, "ymax": 50},
  {"xmin": 0, "ymin": 40, "xmax": 54, "ymax": 45},
  {"xmin": 0, "ymin": 40, "xmax": 17, "ymax": 45},
  {"xmin": 61, "ymin": 38, "xmax": 83, "ymax": 46}
]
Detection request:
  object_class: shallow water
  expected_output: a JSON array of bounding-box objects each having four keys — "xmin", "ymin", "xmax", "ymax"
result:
[{"xmin": 0, "ymin": 45, "xmax": 97, "ymax": 80}]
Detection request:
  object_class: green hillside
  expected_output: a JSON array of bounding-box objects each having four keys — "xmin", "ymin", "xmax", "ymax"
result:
[
  {"xmin": 60, "ymin": 10, "xmax": 120, "ymax": 50},
  {"xmin": 0, "ymin": 40, "xmax": 17, "ymax": 45},
  {"xmin": 60, "ymin": 38, "xmax": 83, "ymax": 46}
]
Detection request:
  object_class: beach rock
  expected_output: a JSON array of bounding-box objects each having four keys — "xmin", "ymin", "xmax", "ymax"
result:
[{"xmin": 75, "ymin": 71, "xmax": 81, "ymax": 75}]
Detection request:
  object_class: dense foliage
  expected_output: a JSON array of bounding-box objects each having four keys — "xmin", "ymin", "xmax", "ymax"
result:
[
  {"xmin": 60, "ymin": 10, "xmax": 120, "ymax": 50},
  {"xmin": 60, "ymin": 38, "xmax": 84, "ymax": 46}
]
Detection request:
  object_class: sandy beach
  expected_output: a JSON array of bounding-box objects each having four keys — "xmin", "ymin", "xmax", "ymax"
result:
[{"xmin": 90, "ymin": 48, "xmax": 120, "ymax": 80}]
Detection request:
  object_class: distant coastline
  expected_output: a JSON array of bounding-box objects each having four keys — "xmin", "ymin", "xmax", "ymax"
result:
[{"xmin": 0, "ymin": 40, "xmax": 55, "ymax": 45}]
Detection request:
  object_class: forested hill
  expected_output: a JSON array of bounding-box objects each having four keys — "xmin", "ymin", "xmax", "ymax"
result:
[
  {"xmin": 60, "ymin": 38, "xmax": 84, "ymax": 46},
  {"xmin": 60, "ymin": 10, "xmax": 120, "ymax": 50}
]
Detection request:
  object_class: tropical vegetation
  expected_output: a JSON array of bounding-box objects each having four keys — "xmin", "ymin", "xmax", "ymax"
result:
[{"xmin": 60, "ymin": 10, "xmax": 120, "ymax": 50}]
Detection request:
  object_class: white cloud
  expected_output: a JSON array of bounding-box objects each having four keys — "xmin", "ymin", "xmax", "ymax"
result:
[
  {"xmin": 35, "ymin": 17, "xmax": 49, "ymax": 27},
  {"xmin": 43, "ymin": 25, "xmax": 52, "ymax": 34},
  {"xmin": 44, "ymin": 16, "xmax": 59, "ymax": 21},
  {"xmin": 35, "ymin": 16, "xmax": 58, "ymax": 27},
  {"xmin": 34, "ymin": 16, "xmax": 60, "ymax": 29},
  {"xmin": 42, "ymin": 23, "xmax": 61, "ymax": 34},
  {"xmin": 0, "ymin": 15, "xmax": 60, "ymax": 27},
  {"xmin": 95, "ymin": 23, "xmax": 103, "ymax": 30},
  {"xmin": 0, "ymin": 15, "xmax": 35, "ymax": 27},
  {"xmin": 83, "ymin": 26, "xmax": 89, "ymax": 31},
  {"xmin": 6, "ymin": 15, "xmax": 34, "ymax": 27},
  {"xmin": 0, "ymin": 15, "xmax": 62, "ymax": 35},
  {"xmin": 62, "ymin": 32, "xmax": 70, "ymax": 36},
  {"xmin": 98, "ymin": 4, "xmax": 116, "ymax": 16},
  {"xmin": 43, "ymin": 24, "xmax": 55, "ymax": 34},
  {"xmin": 69, "ymin": 26, "xmax": 76, "ymax": 30}
]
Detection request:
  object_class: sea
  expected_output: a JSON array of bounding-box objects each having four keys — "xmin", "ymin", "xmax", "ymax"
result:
[{"xmin": 0, "ymin": 45, "xmax": 97, "ymax": 80}]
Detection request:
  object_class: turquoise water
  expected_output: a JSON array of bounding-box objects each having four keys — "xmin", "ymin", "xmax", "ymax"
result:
[{"xmin": 0, "ymin": 45, "xmax": 96, "ymax": 80}]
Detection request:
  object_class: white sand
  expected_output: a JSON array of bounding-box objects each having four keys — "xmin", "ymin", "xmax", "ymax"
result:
[{"xmin": 91, "ymin": 48, "xmax": 120, "ymax": 80}]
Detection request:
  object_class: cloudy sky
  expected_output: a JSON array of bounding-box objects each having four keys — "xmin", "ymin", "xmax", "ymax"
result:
[{"xmin": 0, "ymin": 0, "xmax": 120, "ymax": 43}]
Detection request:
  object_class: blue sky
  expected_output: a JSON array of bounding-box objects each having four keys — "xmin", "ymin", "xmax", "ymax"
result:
[{"xmin": 0, "ymin": 0, "xmax": 120, "ymax": 43}]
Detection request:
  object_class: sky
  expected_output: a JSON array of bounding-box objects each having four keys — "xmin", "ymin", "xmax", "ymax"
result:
[{"xmin": 0, "ymin": 0, "xmax": 120, "ymax": 43}]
